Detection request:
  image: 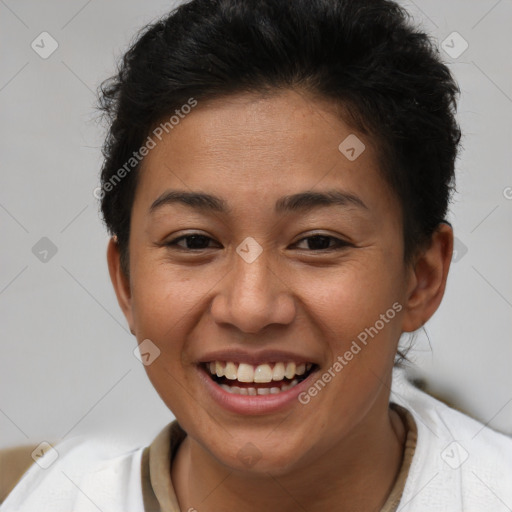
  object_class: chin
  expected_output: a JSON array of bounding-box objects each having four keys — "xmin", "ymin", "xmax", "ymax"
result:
[{"xmin": 210, "ymin": 429, "xmax": 314, "ymax": 476}]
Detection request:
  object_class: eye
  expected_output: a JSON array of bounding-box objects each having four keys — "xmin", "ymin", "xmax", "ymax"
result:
[
  {"xmin": 293, "ymin": 234, "xmax": 350, "ymax": 251},
  {"xmin": 164, "ymin": 233, "xmax": 350, "ymax": 252},
  {"xmin": 165, "ymin": 234, "xmax": 221, "ymax": 250}
]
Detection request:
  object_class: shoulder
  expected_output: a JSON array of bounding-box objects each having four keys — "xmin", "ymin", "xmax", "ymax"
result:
[
  {"xmin": 392, "ymin": 370, "xmax": 512, "ymax": 511},
  {"xmin": 0, "ymin": 443, "xmax": 42, "ymax": 504},
  {"xmin": 0, "ymin": 433, "xmax": 146, "ymax": 511}
]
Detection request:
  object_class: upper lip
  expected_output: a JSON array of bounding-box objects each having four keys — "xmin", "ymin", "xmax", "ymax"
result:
[{"xmin": 196, "ymin": 348, "xmax": 318, "ymax": 366}]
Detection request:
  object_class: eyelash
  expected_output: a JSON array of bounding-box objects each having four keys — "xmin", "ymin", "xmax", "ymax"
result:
[{"xmin": 164, "ymin": 233, "xmax": 351, "ymax": 252}]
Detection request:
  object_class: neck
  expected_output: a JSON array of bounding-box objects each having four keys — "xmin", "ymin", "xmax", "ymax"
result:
[{"xmin": 171, "ymin": 400, "xmax": 406, "ymax": 512}]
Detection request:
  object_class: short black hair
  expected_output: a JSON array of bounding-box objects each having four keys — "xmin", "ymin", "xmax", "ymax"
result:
[{"xmin": 98, "ymin": 0, "xmax": 461, "ymax": 278}]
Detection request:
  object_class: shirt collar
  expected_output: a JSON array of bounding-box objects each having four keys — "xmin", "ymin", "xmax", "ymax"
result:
[{"xmin": 141, "ymin": 405, "xmax": 417, "ymax": 512}]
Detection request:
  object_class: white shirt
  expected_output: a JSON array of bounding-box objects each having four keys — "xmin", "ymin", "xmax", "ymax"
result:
[
  {"xmin": 2, "ymin": 369, "xmax": 512, "ymax": 511},
  {"xmin": 391, "ymin": 370, "xmax": 512, "ymax": 511}
]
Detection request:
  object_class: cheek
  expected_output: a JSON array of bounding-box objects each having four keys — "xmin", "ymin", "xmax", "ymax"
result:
[
  {"xmin": 297, "ymin": 262, "xmax": 403, "ymax": 418},
  {"xmin": 303, "ymin": 262, "xmax": 404, "ymax": 414},
  {"xmin": 129, "ymin": 243, "xmax": 213, "ymax": 325},
  {"xmin": 129, "ymin": 263, "xmax": 213, "ymax": 411},
  {"xmin": 130, "ymin": 244, "xmax": 403, "ymax": 349},
  {"xmin": 128, "ymin": 256, "xmax": 208, "ymax": 372},
  {"xmin": 300, "ymin": 256, "xmax": 402, "ymax": 338}
]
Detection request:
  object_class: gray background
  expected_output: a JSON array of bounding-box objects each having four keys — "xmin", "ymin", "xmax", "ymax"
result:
[{"xmin": 1, "ymin": 0, "xmax": 511, "ymax": 450}]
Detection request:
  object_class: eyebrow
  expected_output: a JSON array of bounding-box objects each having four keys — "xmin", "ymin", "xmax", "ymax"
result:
[{"xmin": 149, "ymin": 189, "xmax": 368, "ymax": 216}]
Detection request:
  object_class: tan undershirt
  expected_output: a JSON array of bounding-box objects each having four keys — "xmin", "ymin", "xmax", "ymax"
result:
[{"xmin": 140, "ymin": 403, "xmax": 418, "ymax": 512}]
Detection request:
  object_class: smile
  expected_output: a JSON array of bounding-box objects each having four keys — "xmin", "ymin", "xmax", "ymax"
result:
[{"xmin": 204, "ymin": 361, "xmax": 316, "ymax": 396}]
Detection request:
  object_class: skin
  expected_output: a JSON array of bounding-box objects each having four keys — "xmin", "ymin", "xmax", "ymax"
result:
[{"xmin": 107, "ymin": 89, "xmax": 453, "ymax": 511}]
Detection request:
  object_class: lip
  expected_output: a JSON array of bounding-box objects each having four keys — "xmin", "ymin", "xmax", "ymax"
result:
[
  {"xmin": 197, "ymin": 348, "xmax": 317, "ymax": 366},
  {"xmin": 197, "ymin": 363, "xmax": 320, "ymax": 415}
]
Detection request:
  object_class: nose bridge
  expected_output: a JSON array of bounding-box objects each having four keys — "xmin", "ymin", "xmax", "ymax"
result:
[
  {"xmin": 234, "ymin": 247, "xmax": 274, "ymax": 305},
  {"xmin": 211, "ymin": 243, "xmax": 295, "ymax": 333}
]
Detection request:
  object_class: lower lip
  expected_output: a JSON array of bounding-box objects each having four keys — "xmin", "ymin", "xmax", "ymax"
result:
[{"xmin": 197, "ymin": 365, "xmax": 318, "ymax": 415}]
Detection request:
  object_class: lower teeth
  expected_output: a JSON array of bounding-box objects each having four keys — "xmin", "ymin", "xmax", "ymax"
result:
[{"xmin": 219, "ymin": 379, "xmax": 299, "ymax": 395}]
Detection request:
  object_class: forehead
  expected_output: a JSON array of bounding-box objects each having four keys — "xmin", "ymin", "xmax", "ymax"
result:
[{"xmin": 132, "ymin": 90, "xmax": 397, "ymax": 221}]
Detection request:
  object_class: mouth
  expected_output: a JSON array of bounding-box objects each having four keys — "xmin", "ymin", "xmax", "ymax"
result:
[{"xmin": 201, "ymin": 360, "xmax": 318, "ymax": 396}]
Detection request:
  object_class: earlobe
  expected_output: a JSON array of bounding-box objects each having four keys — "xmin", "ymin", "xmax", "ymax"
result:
[
  {"xmin": 106, "ymin": 237, "xmax": 135, "ymax": 333},
  {"xmin": 401, "ymin": 223, "xmax": 453, "ymax": 333}
]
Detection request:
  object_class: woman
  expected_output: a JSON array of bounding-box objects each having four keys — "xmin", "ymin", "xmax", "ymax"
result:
[{"xmin": 2, "ymin": 0, "xmax": 511, "ymax": 510}]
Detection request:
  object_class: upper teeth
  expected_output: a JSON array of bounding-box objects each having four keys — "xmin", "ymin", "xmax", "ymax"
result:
[{"xmin": 207, "ymin": 361, "xmax": 313, "ymax": 383}]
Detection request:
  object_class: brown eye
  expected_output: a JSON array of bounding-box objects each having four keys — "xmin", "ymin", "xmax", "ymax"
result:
[
  {"xmin": 166, "ymin": 234, "xmax": 220, "ymax": 250},
  {"xmin": 294, "ymin": 235, "xmax": 350, "ymax": 251}
]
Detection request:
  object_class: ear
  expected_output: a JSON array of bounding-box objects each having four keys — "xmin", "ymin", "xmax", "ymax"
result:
[
  {"xmin": 106, "ymin": 237, "xmax": 135, "ymax": 335},
  {"xmin": 401, "ymin": 223, "xmax": 453, "ymax": 333}
]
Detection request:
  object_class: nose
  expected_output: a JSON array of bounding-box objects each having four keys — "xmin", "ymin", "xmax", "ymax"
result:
[{"xmin": 210, "ymin": 248, "xmax": 296, "ymax": 334}]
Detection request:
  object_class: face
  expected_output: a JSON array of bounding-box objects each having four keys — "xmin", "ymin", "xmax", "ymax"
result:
[{"xmin": 110, "ymin": 89, "xmax": 421, "ymax": 475}]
